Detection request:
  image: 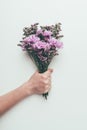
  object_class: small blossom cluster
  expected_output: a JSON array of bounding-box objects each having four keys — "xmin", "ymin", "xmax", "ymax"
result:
[{"xmin": 20, "ymin": 24, "xmax": 63, "ymax": 52}]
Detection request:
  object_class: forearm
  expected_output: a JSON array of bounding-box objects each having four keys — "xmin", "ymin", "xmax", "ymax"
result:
[
  {"xmin": 0, "ymin": 83, "xmax": 32, "ymax": 115},
  {"xmin": 0, "ymin": 69, "xmax": 52, "ymax": 115}
]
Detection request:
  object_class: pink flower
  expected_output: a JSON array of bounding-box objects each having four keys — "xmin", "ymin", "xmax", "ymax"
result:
[
  {"xmin": 23, "ymin": 35, "xmax": 40, "ymax": 44},
  {"xmin": 48, "ymin": 38, "xmax": 63, "ymax": 48},
  {"xmin": 32, "ymin": 41, "xmax": 50, "ymax": 51},
  {"xmin": 32, "ymin": 41, "xmax": 46, "ymax": 49},
  {"xmin": 43, "ymin": 30, "xmax": 52, "ymax": 37},
  {"xmin": 36, "ymin": 30, "xmax": 52, "ymax": 37},
  {"xmin": 56, "ymin": 41, "xmax": 63, "ymax": 48},
  {"xmin": 36, "ymin": 29, "xmax": 43, "ymax": 35}
]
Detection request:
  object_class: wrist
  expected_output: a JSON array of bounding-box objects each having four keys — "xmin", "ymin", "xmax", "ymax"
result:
[{"xmin": 21, "ymin": 81, "xmax": 34, "ymax": 96}]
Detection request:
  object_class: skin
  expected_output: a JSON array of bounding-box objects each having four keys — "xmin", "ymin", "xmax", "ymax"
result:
[{"xmin": 0, "ymin": 69, "xmax": 53, "ymax": 115}]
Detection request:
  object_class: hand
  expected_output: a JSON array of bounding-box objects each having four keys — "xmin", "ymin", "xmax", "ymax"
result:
[
  {"xmin": 0, "ymin": 69, "xmax": 53, "ymax": 115},
  {"xmin": 23, "ymin": 69, "xmax": 53, "ymax": 95}
]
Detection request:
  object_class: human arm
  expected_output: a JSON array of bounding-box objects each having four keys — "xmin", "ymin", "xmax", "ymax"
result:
[{"xmin": 0, "ymin": 69, "xmax": 53, "ymax": 115}]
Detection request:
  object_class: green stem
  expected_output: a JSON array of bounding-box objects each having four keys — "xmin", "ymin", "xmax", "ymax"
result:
[{"xmin": 27, "ymin": 51, "xmax": 49, "ymax": 99}]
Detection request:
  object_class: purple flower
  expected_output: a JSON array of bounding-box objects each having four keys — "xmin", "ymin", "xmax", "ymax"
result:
[
  {"xmin": 38, "ymin": 55, "xmax": 47, "ymax": 61},
  {"xmin": 36, "ymin": 30, "xmax": 52, "ymax": 37},
  {"xmin": 23, "ymin": 35, "xmax": 40, "ymax": 44},
  {"xmin": 32, "ymin": 41, "xmax": 50, "ymax": 51},
  {"xmin": 45, "ymin": 43, "xmax": 51, "ymax": 50},
  {"xmin": 43, "ymin": 30, "xmax": 52, "ymax": 37},
  {"xmin": 56, "ymin": 41, "xmax": 63, "ymax": 48},
  {"xmin": 36, "ymin": 29, "xmax": 43, "ymax": 35},
  {"xmin": 48, "ymin": 38, "xmax": 63, "ymax": 49},
  {"xmin": 32, "ymin": 41, "xmax": 46, "ymax": 49}
]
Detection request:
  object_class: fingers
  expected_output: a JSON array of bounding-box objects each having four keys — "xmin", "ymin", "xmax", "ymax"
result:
[
  {"xmin": 36, "ymin": 69, "xmax": 53, "ymax": 75},
  {"xmin": 46, "ymin": 69, "xmax": 53, "ymax": 74},
  {"xmin": 43, "ymin": 76, "xmax": 52, "ymax": 93},
  {"xmin": 48, "ymin": 68, "xmax": 53, "ymax": 73},
  {"xmin": 43, "ymin": 69, "xmax": 53, "ymax": 77},
  {"xmin": 44, "ymin": 83, "xmax": 51, "ymax": 93}
]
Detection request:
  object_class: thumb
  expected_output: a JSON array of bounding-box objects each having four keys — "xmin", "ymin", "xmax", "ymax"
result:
[{"xmin": 48, "ymin": 68, "xmax": 53, "ymax": 73}]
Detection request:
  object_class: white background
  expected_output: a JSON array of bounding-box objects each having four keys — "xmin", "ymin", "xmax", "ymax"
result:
[{"xmin": 0, "ymin": 0, "xmax": 87, "ymax": 130}]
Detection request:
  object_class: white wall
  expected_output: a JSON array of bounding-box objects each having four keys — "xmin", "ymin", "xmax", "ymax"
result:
[{"xmin": 0, "ymin": 0, "xmax": 87, "ymax": 130}]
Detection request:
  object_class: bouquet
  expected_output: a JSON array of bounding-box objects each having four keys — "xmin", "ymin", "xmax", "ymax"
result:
[{"xmin": 18, "ymin": 23, "xmax": 63, "ymax": 99}]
